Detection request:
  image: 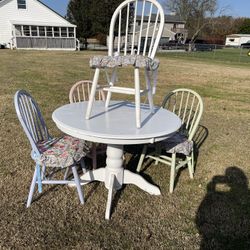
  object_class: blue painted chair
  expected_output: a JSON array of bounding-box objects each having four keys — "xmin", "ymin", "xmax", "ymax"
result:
[{"xmin": 14, "ymin": 90, "xmax": 89, "ymax": 207}]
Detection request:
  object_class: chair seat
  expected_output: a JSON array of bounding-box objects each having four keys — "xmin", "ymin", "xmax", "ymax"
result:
[
  {"xmin": 89, "ymin": 55, "xmax": 159, "ymax": 71},
  {"xmin": 37, "ymin": 136, "xmax": 89, "ymax": 168},
  {"xmin": 162, "ymin": 132, "xmax": 193, "ymax": 156}
]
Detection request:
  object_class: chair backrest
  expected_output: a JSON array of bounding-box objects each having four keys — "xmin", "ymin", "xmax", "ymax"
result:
[
  {"xmin": 108, "ymin": 0, "xmax": 165, "ymax": 59},
  {"xmin": 161, "ymin": 88, "xmax": 204, "ymax": 141},
  {"xmin": 69, "ymin": 80, "xmax": 106, "ymax": 103},
  {"xmin": 14, "ymin": 90, "xmax": 50, "ymax": 156}
]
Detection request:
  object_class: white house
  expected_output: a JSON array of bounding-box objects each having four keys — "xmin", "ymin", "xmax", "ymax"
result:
[
  {"xmin": 0, "ymin": 0, "xmax": 77, "ymax": 50},
  {"xmin": 225, "ymin": 34, "xmax": 250, "ymax": 47}
]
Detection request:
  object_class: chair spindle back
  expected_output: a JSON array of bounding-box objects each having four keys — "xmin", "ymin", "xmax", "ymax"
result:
[
  {"xmin": 69, "ymin": 80, "xmax": 105, "ymax": 103},
  {"xmin": 162, "ymin": 89, "xmax": 203, "ymax": 141},
  {"xmin": 14, "ymin": 90, "xmax": 50, "ymax": 156},
  {"xmin": 108, "ymin": 0, "xmax": 165, "ymax": 59}
]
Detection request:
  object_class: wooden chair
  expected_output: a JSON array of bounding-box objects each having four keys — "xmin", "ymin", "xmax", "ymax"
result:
[
  {"xmin": 69, "ymin": 80, "xmax": 105, "ymax": 103},
  {"xmin": 69, "ymin": 80, "xmax": 106, "ymax": 169},
  {"xmin": 85, "ymin": 0, "xmax": 165, "ymax": 128},
  {"xmin": 14, "ymin": 90, "xmax": 88, "ymax": 207},
  {"xmin": 136, "ymin": 89, "xmax": 204, "ymax": 192}
]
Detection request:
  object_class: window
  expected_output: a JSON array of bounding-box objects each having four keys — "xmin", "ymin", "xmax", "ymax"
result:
[
  {"xmin": 46, "ymin": 27, "xmax": 53, "ymax": 37},
  {"xmin": 15, "ymin": 25, "xmax": 22, "ymax": 36},
  {"xmin": 61, "ymin": 27, "xmax": 67, "ymax": 37},
  {"xmin": 68, "ymin": 27, "xmax": 74, "ymax": 37},
  {"xmin": 229, "ymin": 39, "xmax": 235, "ymax": 42},
  {"xmin": 38, "ymin": 26, "xmax": 45, "ymax": 37},
  {"xmin": 23, "ymin": 25, "xmax": 30, "ymax": 36},
  {"xmin": 31, "ymin": 26, "xmax": 38, "ymax": 36},
  {"xmin": 17, "ymin": 0, "xmax": 26, "ymax": 9},
  {"xmin": 53, "ymin": 27, "xmax": 60, "ymax": 37}
]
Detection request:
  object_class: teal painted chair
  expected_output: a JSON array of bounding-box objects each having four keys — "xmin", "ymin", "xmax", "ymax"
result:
[{"xmin": 136, "ymin": 88, "xmax": 204, "ymax": 192}]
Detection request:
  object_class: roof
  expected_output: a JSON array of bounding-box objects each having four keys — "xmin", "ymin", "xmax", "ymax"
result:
[
  {"xmin": 10, "ymin": 20, "xmax": 76, "ymax": 27},
  {"xmin": 226, "ymin": 34, "xmax": 250, "ymax": 38}
]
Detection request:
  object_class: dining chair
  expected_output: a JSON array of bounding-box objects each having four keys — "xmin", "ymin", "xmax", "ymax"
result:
[
  {"xmin": 14, "ymin": 90, "xmax": 89, "ymax": 207},
  {"xmin": 69, "ymin": 80, "xmax": 106, "ymax": 103},
  {"xmin": 136, "ymin": 88, "xmax": 204, "ymax": 193},
  {"xmin": 69, "ymin": 80, "xmax": 106, "ymax": 169},
  {"xmin": 85, "ymin": 0, "xmax": 165, "ymax": 128}
]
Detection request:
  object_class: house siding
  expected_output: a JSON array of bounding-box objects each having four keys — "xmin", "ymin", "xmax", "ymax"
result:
[{"xmin": 0, "ymin": 0, "xmax": 76, "ymax": 49}]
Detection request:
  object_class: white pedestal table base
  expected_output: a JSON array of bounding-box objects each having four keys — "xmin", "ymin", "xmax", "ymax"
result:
[{"xmin": 79, "ymin": 144, "xmax": 161, "ymax": 220}]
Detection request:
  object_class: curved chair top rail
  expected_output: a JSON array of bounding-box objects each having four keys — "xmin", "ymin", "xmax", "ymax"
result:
[
  {"xmin": 69, "ymin": 80, "xmax": 105, "ymax": 103},
  {"xmin": 14, "ymin": 90, "xmax": 50, "ymax": 157},
  {"xmin": 161, "ymin": 88, "xmax": 204, "ymax": 141},
  {"xmin": 108, "ymin": 0, "xmax": 165, "ymax": 59}
]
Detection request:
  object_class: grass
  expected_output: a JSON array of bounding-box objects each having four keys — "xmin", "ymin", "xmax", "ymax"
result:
[
  {"xmin": 0, "ymin": 49, "xmax": 250, "ymax": 249},
  {"xmin": 160, "ymin": 47, "xmax": 250, "ymax": 66}
]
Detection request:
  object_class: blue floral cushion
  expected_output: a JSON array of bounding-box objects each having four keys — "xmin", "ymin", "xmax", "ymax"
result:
[{"xmin": 37, "ymin": 136, "xmax": 89, "ymax": 168}]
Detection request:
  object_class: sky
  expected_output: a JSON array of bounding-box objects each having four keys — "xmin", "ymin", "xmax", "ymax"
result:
[{"xmin": 41, "ymin": 0, "xmax": 250, "ymax": 18}]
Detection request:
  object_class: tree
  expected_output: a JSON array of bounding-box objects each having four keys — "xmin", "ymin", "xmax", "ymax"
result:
[
  {"xmin": 202, "ymin": 16, "xmax": 236, "ymax": 44},
  {"xmin": 165, "ymin": 0, "xmax": 217, "ymax": 44},
  {"xmin": 67, "ymin": 0, "xmax": 93, "ymax": 48},
  {"xmin": 238, "ymin": 18, "xmax": 250, "ymax": 34},
  {"xmin": 67, "ymin": 0, "xmax": 125, "ymax": 46}
]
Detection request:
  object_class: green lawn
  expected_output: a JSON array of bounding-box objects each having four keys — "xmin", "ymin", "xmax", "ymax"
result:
[
  {"xmin": 0, "ymin": 49, "xmax": 250, "ymax": 249},
  {"xmin": 160, "ymin": 47, "xmax": 250, "ymax": 65}
]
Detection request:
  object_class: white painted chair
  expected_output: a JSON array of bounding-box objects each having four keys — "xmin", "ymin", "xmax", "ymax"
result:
[
  {"xmin": 69, "ymin": 80, "xmax": 106, "ymax": 169},
  {"xmin": 85, "ymin": 0, "xmax": 165, "ymax": 128},
  {"xmin": 136, "ymin": 89, "xmax": 204, "ymax": 192},
  {"xmin": 15, "ymin": 90, "xmax": 88, "ymax": 207}
]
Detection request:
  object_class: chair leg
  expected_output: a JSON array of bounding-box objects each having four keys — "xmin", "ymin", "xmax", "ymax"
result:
[
  {"xmin": 86, "ymin": 68, "xmax": 100, "ymax": 119},
  {"xmin": 191, "ymin": 151, "xmax": 195, "ymax": 174},
  {"xmin": 71, "ymin": 166, "xmax": 84, "ymax": 204},
  {"xmin": 105, "ymin": 91, "xmax": 112, "ymax": 109},
  {"xmin": 27, "ymin": 167, "xmax": 38, "ymax": 208},
  {"xmin": 145, "ymin": 70, "xmax": 154, "ymax": 114},
  {"xmin": 169, "ymin": 153, "xmax": 176, "ymax": 193},
  {"xmin": 187, "ymin": 156, "xmax": 194, "ymax": 179},
  {"xmin": 91, "ymin": 143, "xmax": 97, "ymax": 169},
  {"xmin": 80, "ymin": 158, "xmax": 87, "ymax": 174},
  {"xmin": 136, "ymin": 145, "xmax": 148, "ymax": 172},
  {"xmin": 64, "ymin": 167, "xmax": 70, "ymax": 180},
  {"xmin": 105, "ymin": 68, "xmax": 116, "ymax": 109},
  {"xmin": 154, "ymin": 144, "xmax": 161, "ymax": 165},
  {"xmin": 134, "ymin": 68, "xmax": 141, "ymax": 128},
  {"xmin": 41, "ymin": 165, "xmax": 46, "ymax": 179}
]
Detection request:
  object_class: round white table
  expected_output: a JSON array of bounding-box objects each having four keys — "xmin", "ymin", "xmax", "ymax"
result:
[{"xmin": 52, "ymin": 101, "xmax": 181, "ymax": 219}]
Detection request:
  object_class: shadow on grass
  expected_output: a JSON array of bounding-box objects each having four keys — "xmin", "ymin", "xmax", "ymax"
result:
[
  {"xmin": 193, "ymin": 124, "xmax": 209, "ymax": 170},
  {"xmin": 196, "ymin": 166, "xmax": 250, "ymax": 249}
]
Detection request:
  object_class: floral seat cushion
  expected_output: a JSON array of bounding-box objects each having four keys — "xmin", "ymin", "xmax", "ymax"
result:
[
  {"xmin": 37, "ymin": 136, "xmax": 89, "ymax": 168},
  {"xmin": 161, "ymin": 132, "xmax": 193, "ymax": 156},
  {"xmin": 90, "ymin": 55, "xmax": 159, "ymax": 71}
]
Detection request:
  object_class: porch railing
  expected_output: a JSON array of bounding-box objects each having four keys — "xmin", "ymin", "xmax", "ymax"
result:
[{"xmin": 15, "ymin": 37, "xmax": 76, "ymax": 49}]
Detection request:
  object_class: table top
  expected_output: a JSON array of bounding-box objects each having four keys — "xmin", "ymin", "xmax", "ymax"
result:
[{"xmin": 52, "ymin": 101, "xmax": 181, "ymax": 145}]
